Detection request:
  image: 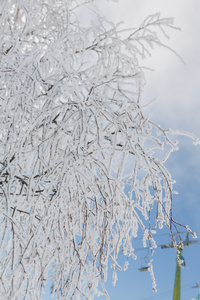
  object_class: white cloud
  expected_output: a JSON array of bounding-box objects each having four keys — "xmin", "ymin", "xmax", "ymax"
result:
[
  {"xmin": 99, "ymin": 0, "xmax": 200, "ymax": 134},
  {"xmin": 98, "ymin": 0, "xmax": 200, "ymax": 225}
]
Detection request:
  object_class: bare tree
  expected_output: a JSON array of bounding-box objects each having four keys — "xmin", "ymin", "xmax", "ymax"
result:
[{"xmin": 0, "ymin": 0, "xmax": 198, "ymax": 299}]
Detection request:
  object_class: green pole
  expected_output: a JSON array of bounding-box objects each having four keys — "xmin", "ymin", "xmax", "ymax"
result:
[{"xmin": 173, "ymin": 249, "xmax": 182, "ymax": 300}]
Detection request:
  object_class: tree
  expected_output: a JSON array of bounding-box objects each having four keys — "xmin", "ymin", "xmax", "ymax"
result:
[{"xmin": 0, "ymin": 0, "xmax": 198, "ymax": 299}]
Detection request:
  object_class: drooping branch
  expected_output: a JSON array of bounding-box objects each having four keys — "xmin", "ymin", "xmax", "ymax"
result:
[{"xmin": 0, "ymin": 0, "xmax": 198, "ymax": 299}]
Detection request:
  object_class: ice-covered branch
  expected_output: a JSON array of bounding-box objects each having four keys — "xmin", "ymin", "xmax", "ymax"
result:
[{"xmin": 0, "ymin": 0, "xmax": 197, "ymax": 299}]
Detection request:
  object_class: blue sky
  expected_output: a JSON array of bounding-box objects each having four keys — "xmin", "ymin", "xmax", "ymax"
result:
[
  {"xmin": 95, "ymin": 1, "xmax": 200, "ymax": 299},
  {"xmin": 42, "ymin": 1, "xmax": 200, "ymax": 299},
  {"xmin": 97, "ymin": 141, "xmax": 200, "ymax": 300}
]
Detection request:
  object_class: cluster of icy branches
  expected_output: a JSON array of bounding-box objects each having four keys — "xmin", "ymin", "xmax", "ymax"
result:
[{"xmin": 0, "ymin": 0, "xmax": 198, "ymax": 299}]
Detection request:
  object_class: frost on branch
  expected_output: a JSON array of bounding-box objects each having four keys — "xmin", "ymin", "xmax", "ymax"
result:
[{"xmin": 0, "ymin": 0, "xmax": 198, "ymax": 299}]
